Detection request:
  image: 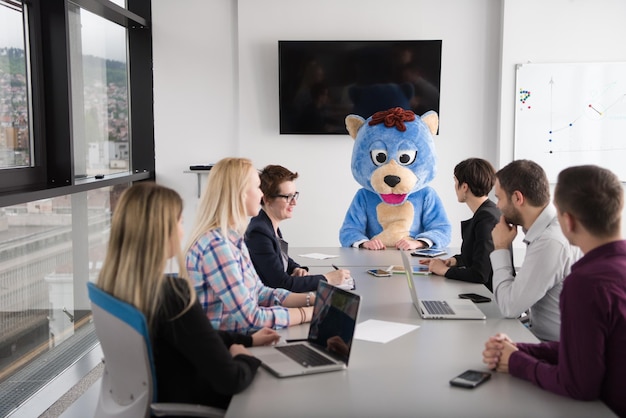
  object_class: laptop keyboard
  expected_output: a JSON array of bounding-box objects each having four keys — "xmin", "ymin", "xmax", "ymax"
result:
[
  {"xmin": 423, "ymin": 300, "xmax": 455, "ymax": 315},
  {"xmin": 275, "ymin": 344, "xmax": 335, "ymax": 367}
]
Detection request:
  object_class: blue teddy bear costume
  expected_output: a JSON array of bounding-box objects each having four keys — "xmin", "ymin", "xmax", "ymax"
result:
[{"xmin": 339, "ymin": 107, "xmax": 451, "ymax": 249}]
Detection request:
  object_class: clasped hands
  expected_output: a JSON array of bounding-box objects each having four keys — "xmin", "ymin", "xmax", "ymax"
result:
[
  {"xmin": 361, "ymin": 237, "xmax": 426, "ymax": 251},
  {"xmin": 482, "ymin": 333, "xmax": 519, "ymax": 373}
]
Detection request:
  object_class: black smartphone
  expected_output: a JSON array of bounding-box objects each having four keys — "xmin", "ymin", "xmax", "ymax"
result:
[
  {"xmin": 458, "ymin": 293, "xmax": 491, "ymax": 303},
  {"xmin": 449, "ymin": 370, "xmax": 491, "ymax": 388}
]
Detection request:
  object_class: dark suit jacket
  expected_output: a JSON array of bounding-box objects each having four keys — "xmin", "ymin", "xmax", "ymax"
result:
[
  {"xmin": 245, "ymin": 209, "xmax": 326, "ymax": 292},
  {"xmin": 445, "ymin": 199, "xmax": 500, "ymax": 291}
]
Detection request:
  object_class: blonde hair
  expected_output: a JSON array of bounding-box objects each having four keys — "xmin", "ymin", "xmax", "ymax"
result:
[
  {"xmin": 187, "ymin": 157, "xmax": 256, "ymax": 248},
  {"xmin": 97, "ymin": 182, "xmax": 194, "ymax": 331}
]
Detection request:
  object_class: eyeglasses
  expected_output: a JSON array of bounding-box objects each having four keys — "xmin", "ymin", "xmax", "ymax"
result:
[{"xmin": 274, "ymin": 191, "xmax": 299, "ymax": 204}]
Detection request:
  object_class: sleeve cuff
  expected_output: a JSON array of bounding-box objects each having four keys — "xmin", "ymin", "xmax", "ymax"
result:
[{"xmin": 416, "ymin": 238, "xmax": 433, "ymax": 248}]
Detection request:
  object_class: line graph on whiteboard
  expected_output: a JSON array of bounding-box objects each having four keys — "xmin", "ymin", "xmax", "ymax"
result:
[{"xmin": 514, "ymin": 62, "xmax": 626, "ymax": 181}]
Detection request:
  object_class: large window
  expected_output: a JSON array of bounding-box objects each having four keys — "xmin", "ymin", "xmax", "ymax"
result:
[
  {"xmin": 68, "ymin": 6, "xmax": 131, "ymax": 178},
  {"xmin": 0, "ymin": 1, "xmax": 33, "ymax": 169},
  {"xmin": 0, "ymin": 0, "xmax": 153, "ymax": 414}
]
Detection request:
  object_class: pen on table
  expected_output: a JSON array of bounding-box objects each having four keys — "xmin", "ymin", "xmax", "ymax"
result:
[{"xmin": 332, "ymin": 264, "xmax": 339, "ymax": 270}]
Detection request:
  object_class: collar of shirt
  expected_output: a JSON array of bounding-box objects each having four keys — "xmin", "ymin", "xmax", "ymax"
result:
[{"xmin": 522, "ymin": 204, "xmax": 558, "ymax": 246}]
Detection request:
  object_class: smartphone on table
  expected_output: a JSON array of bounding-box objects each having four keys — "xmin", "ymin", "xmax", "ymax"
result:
[
  {"xmin": 449, "ymin": 370, "xmax": 491, "ymax": 388},
  {"xmin": 458, "ymin": 293, "xmax": 491, "ymax": 303},
  {"xmin": 411, "ymin": 248, "xmax": 447, "ymax": 258}
]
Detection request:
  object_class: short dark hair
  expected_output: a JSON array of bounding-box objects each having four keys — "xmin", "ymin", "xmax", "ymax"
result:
[
  {"xmin": 454, "ymin": 158, "xmax": 496, "ymax": 197},
  {"xmin": 555, "ymin": 165, "xmax": 623, "ymax": 237},
  {"xmin": 496, "ymin": 160, "xmax": 550, "ymax": 207},
  {"xmin": 259, "ymin": 165, "xmax": 299, "ymax": 204}
]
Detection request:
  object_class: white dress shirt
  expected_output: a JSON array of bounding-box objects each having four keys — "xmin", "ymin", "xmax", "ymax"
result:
[{"xmin": 490, "ymin": 204, "xmax": 582, "ymax": 341}]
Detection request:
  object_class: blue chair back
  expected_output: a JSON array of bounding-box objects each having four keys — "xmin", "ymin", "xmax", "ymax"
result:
[{"xmin": 88, "ymin": 282, "xmax": 155, "ymax": 417}]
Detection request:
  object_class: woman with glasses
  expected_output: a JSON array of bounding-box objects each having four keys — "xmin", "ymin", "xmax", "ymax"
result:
[
  {"xmin": 245, "ymin": 165, "xmax": 351, "ymax": 292},
  {"xmin": 186, "ymin": 158, "xmax": 317, "ymax": 334}
]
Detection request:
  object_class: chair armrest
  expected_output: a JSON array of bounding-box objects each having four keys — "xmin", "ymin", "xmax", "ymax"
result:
[{"xmin": 151, "ymin": 402, "xmax": 226, "ymax": 418}]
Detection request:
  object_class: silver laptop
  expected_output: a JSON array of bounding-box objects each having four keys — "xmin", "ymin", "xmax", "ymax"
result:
[
  {"xmin": 400, "ymin": 251, "xmax": 486, "ymax": 320},
  {"xmin": 248, "ymin": 280, "xmax": 361, "ymax": 377}
]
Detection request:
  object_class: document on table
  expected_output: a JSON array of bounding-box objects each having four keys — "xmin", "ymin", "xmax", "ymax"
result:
[
  {"xmin": 298, "ymin": 253, "xmax": 339, "ymax": 260},
  {"xmin": 354, "ymin": 319, "xmax": 419, "ymax": 343}
]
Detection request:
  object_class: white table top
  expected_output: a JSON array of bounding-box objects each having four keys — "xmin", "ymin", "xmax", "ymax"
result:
[
  {"xmin": 225, "ymin": 248, "xmax": 615, "ymax": 418},
  {"xmin": 291, "ymin": 246, "xmax": 455, "ymax": 268}
]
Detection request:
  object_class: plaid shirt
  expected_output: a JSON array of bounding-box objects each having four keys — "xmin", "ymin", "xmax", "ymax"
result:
[{"xmin": 186, "ymin": 228, "xmax": 290, "ymax": 334}]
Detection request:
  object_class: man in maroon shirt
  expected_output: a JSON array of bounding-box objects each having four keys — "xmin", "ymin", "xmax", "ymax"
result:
[{"xmin": 482, "ymin": 165, "xmax": 626, "ymax": 417}]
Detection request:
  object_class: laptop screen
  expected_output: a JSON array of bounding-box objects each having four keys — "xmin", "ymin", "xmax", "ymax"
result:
[{"xmin": 307, "ymin": 281, "xmax": 360, "ymax": 364}]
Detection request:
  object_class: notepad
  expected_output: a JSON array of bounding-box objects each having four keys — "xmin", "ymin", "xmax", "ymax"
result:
[{"xmin": 298, "ymin": 253, "xmax": 339, "ymax": 260}]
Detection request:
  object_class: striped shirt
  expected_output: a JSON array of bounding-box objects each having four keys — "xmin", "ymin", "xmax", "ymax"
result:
[{"xmin": 186, "ymin": 228, "xmax": 291, "ymax": 334}]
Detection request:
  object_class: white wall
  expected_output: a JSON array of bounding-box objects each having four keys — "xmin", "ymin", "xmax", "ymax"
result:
[
  {"xmin": 152, "ymin": 0, "xmax": 239, "ymax": 239},
  {"xmin": 152, "ymin": 0, "xmax": 626, "ymax": 249},
  {"xmin": 498, "ymin": 0, "xmax": 626, "ymax": 163}
]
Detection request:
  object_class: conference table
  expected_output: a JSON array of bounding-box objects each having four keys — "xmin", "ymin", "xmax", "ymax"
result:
[{"xmin": 225, "ymin": 248, "xmax": 615, "ymax": 418}]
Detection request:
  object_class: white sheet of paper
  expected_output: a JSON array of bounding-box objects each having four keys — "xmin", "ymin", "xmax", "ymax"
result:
[
  {"xmin": 297, "ymin": 253, "xmax": 339, "ymax": 260},
  {"xmin": 354, "ymin": 319, "xmax": 419, "ymax": 343}
]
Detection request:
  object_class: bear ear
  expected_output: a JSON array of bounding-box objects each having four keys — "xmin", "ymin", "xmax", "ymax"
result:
[
  {"xmin": 421, "ymin": 111, "xmax": 439, "ymax": 136},
  {"xmin": 345, "ymin": 114, "xmax": 365, "ymax": 139}
]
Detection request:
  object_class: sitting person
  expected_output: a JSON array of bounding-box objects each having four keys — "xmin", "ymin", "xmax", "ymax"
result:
[
  {"xmin": 245, "ymin": 164, "xmax": 351, "ymax": 292},
  {"xmin": 95, "ymin": 182, "xmax": 280, "ymax": 409},
  {"xmin": 420, "ymin": 158, "xmax": 500, "ymax": 291},
  {"xmin": 490, "ymin": 159, "xmax": 581, "ymax": 341},
  {"xmin": 186, "ymin": 157, "xmax": 317, "ymax": 334},
  {"xmin": 482, "ymin": 165, "xmax": 626, "ymax": 417}
]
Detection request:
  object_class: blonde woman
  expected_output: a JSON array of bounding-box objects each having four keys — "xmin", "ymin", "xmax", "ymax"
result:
[
  {"xmin": 97, "ymin": 183, "xmax": 279, "ymax": 409},
  {"xmin": 186, "ymin": 158, "xmax": 316, "ymax": 334}
]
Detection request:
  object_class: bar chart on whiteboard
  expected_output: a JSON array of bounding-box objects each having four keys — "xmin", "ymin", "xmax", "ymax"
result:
[{"xmin": 514, "ymin": 62, "xmax": 626, "ymax": 181}]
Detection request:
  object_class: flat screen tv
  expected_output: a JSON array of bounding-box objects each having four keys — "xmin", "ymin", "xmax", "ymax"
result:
[{"xmin": 279, "ymin": 40, "xmax": 442, "ymax": 135}]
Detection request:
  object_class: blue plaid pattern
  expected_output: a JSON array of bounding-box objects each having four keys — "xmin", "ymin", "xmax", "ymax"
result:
[{"xmin": 187, "ymin": 228, "xmax": 290, "ymax": 334}]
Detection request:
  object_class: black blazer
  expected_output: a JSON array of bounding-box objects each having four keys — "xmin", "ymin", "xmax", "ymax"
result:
[
  {"xmin": 445, "ymin": 199, "xmax": 500, "ymax": 291},
  {"xmin": 245, "ymin": 209, "xmax": 326, "ymax": 292}
]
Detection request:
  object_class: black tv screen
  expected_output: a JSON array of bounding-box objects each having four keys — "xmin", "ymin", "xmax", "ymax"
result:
[{"xmin": 278, "ymin": 40, "xmax": 442, "ymax": 135}]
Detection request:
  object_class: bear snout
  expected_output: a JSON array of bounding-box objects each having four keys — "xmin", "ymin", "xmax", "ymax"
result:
[{"xmin": 384, "ymin": 175, "xmax": 401, "ymax": 188}]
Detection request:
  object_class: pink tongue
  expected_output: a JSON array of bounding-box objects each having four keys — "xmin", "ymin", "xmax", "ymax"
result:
[{"xmin": 381, "ymin": 193, "xmax": 406, "ymax": 204}]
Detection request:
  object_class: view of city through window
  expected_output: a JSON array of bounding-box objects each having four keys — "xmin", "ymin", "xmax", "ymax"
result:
[
  {"xmin": 0, "ymin": 2, "xmax": 31, "ymax": 168},
  {"xmin": 0, "ymin": 2, "xmax": 133, "ymax": 411},
  {"xmin": 69, "ymin": 6, "xmax": 131, "ymax": 178}
]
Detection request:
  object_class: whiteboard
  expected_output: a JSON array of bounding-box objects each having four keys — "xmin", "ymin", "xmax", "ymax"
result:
[{"xmin": 514, "ymin": 62, "xmax": 626, "ymax": 182}]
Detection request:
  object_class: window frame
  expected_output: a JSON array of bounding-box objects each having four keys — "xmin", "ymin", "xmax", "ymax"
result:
[{"xmin": 0, "ymin": 0, "xmax": 154, "ymax": 206}]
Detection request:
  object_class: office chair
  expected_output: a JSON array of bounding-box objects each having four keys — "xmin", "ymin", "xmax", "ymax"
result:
[{"xmin": 87, "ymin": 282, "xmax": 225, "ymax": 418}]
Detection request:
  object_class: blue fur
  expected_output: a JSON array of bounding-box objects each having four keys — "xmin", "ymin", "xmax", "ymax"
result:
[{"xmin": 339, "ymin": 110, "xmax": 451, "ymax": 248}]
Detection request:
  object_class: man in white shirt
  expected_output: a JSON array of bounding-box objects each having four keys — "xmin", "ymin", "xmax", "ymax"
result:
[{"xmin": 490, "ymin": 159, "xmax": 581, "ymax": 341}]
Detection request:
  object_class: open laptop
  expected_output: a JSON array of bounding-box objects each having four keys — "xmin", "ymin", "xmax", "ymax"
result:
[
  {"xmin": 400, "ymin": 251, "xmax": 486, "ymax": 320},
  {"xmin": 248, "ymin": 280, "xmax": 361, "ymax": 377}
]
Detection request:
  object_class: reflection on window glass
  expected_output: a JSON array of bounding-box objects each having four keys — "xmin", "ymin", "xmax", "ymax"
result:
[
  {"xmin": 0, "ymin": 184, "xmax": 128, "ymax": 407},
  {"xmin": 0, "ymin": 1, "xmax": 33, "ymax": 168},
  {"xmin": 68, "ymin": 6, "xmax": 130, "ymax": 178}
]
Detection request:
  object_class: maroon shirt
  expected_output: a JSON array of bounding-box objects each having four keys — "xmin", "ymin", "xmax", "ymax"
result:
[{"xmin": 509, "ymin": 240, "xmax": 626, "ymax": 416}]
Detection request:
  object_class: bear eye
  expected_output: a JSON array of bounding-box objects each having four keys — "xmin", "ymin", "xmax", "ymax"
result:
[
  {"xmin": 370, "ymin": 150, "xmax": 388, "ymax": 166},
  {"xmin": 397, "ymin": 150, "xmax": 417, "ymax": 166}
]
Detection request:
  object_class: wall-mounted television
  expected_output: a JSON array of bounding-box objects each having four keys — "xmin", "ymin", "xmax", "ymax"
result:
[{"xmin": 278, "ymin": 40, "xmax": 442, "ymax": 135}]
